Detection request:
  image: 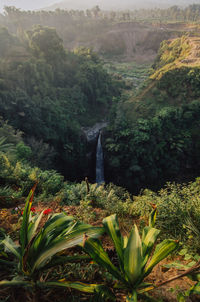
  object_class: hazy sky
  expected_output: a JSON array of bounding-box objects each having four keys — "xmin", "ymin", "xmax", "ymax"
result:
[
  {"xmin": 0, "ymin": 0, "xmax": 55, "ymax": 11},
  {"xmin": 0, "ymin": 0, "xmax": 199, "ymax": 12}
]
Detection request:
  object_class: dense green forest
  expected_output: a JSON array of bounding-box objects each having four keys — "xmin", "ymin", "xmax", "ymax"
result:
[
  {"xmin": 104, "ymin": 35, "xmax": 200, "ymax": 191},
  {"xmin": 0, "ymin": 26, "xmax": 120, "ymax": 181},
  {"xmin": 1, "ymin": 20, "xmax": 200, "ymax": 192}
]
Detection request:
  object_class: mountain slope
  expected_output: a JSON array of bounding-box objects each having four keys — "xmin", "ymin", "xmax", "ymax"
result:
[{"xmin": 124, "ymin": 36, "xmax": 200, "ymax": 120}]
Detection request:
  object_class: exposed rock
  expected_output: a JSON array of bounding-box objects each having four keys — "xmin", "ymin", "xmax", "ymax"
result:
[
  {"xmin": 82, "ymin": 122, "xmax": 108, "ymax": 142},
  {"xmin": 65, "ymin": 22, "xmax": 187, "ymax": 63}
]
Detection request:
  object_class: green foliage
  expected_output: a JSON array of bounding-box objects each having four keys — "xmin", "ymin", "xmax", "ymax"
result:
[
  {"xmin": 0, "ymin": 137, "xmax": 15, "ymax": 154},
  {"xmin": 25, "ymin": 137, "xmax": 57, "ymax": 170},
  {"xmin": 62, "ymin": 181, "xmax": 133, "ymax": 216},
  {"xmin": 0, "ymin": 117, "xmax": 23, "ymax": 159},
  {"xmin": 105, "ymin": 101, "xmax": 200, "ymax": 192},
  {"xmin": 107, "ymin": 37, "xmax": 200, "ymax": 193},
  {"xmin": 76, "ymin": 200, "xmax": 97, "ymax": 223},
  {"xmin": 165, "ymin": 248, "xmax": 200, "ymax": 301},
  {"xmin": 16, "ymin": 142, "xmax": 32, "ymax": 161},
  {"xmin": 0, "ymin": 186, "xmax": 110, "ymax": 299},
  {"xmin": 126, "ymin": 36, "xmax": 200, "ymax": 123},
  {"xmin": 104, "ymin": 61, "xmax": 151, "ymax": 92},
  {"xmin": 0, "ymin": 26, "xmax": 119, "ymax": 181},
  {"xmin": 131, "ymin": 179, "xmax": 200, "ymax": 251},
  {"xmin": 153, "ymin": 36, "xmax": 191, "ymax": 71},
  {"xmin": 0, "ymin": 27, "xmax": 19, "ymax": 58},
  {"xmin": 27, "ymin": 25, "xmax": 66, "ymax": 66},
  {"xmin": 0, "ymin": 150, "xmax": 64, "ymax": 200},
  {"xmin": 0, "ymin": 117, "xmax": 22, "ymax": 145},
  {"xmin": 0, "ymin": 186, "xmax": 22, "ymax": 207},
  {"xmin": 84, "ymin": 209, "xmax": 178, "ymax": 301}
]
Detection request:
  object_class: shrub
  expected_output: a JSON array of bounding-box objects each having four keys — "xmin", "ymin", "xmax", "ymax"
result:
[
  {"xmin": 16, "ymin": 142, "xmax": 32, "ymax": 161},
  {"xmin": 62, "ymin": 181, "xmax": 133, "ymax": 216},
  {"xmin": 0, "ymin": 152, "xmax": 64, "ymax": 204},
  {"xmin": 84, "ymin": 208, "xmax": 178, "ymax": 301},
  {"xmin": 0, "ymin": 185, "xmax": 110, "ymax": 300},
  {"xmin": 131, "ymin": 179, "xmax": 200, "ymax": 251}
]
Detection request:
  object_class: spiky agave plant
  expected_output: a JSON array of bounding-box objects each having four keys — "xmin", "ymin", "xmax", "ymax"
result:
[
  {"xmin": 0, "ymin": 184, "xmax": 114, "ymax": 300},
  {"xmin": 83, "ymin": 207, "xmax": 179, "ymax": 301}
]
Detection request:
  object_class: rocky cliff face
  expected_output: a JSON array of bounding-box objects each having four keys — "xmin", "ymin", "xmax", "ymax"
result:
[
  {"xmin": 82, "ymin": 122, "xmax": 107, "ymax": 142},
  {"xmin": 65, "ymin": 22, "xmax": 188, "ymax": 62}
]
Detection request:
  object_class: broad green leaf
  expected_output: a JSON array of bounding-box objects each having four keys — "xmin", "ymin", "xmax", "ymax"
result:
[
  {"xmin": 144, "ymin": 239, "xmax": 178, "ymax": 276},
  {"xmin": 0, "ymin": 259, "xmax": 16, "ymax": 266},
  {"xmin": 188, "ymin": 282, "xmax": 200, "ymax": 295},
  {"xmin": 31, "ymin": 226, "xmax": 103, "ymax": 273},
  {"xmin": 126, "ymin": 290, "xmax": 137, "ymax": 302},
  {"xmin": 179, "ymin": 248, "xmax": 188, "ymax": 256},
  {"xmin": 184, "ymin": 254, "xmax": 192, "ymax": 260},
  {"xmin": 124, "ymin": 225, "xmax": 143, "ymax": 285},
  {"xmin": 163, "ymin": 261, "xmax": 189, "ymax": 270},
  {"xmin": 28, "ymin": 214, "xmax": 77, "ymax": 261},
  {"xmin": 84, "ymin": 238, "xmax": 125, "ymax": 283},
  {"xmin": 1, "ymin": 236, "xmax": 21, "ymax": 259},
  {"xmin": 0, "ymin": 280, "xmax": 32, "ymax": 288},
  {"xmin": 137, "ymin": 282, "xmax": 155, "ymax": 293},
  {"xmin": 142, "ymin": 227, "xmax": 160, "ymax": 259},
  {"xmin": 149, "ymin": 208, "xmax": 157, "ymax": 228},
  {"xmin": 20, "ymin": 183, "xmax": 37, "ymax": 253},
  {"xmin": 123, "ymin": 236, "xmax": 128, "ymax": 249},
  {"xmin": 27, "ymin": 210, "xmax": 44, "ymax": 243},
  {"xmin": 177, "ymin": 293, "xmax": 187, "ymax": 302},
  {"xmin": 103, "ymin": 214, "xmax": 124, "ymax": 271},
  {"xmin": 42, "ymin": 213, "xmax": 75, "ymax": 237},
  {"xmin": 28, "ymin": 230, "xmax": 43, "ymax": 259},
  {"xmin": 38, "ymin": 280, "xmax": 100, "ymax": 292},
  {"xmin": 37, "ymin": 280, "xmax": 115, "ymax": 300},
  {"xmin": 186, "ymin": 261, "xmax": 197, "ymax": 267},
  {"xmin": 194, "ymin": 254, "xmax": 200, "ymax": 261}
]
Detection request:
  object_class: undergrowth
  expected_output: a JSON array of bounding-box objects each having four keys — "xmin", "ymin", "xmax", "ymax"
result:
[{"xmin": 132, "ymin": 178, "xmax": 200, "ymax": 252}]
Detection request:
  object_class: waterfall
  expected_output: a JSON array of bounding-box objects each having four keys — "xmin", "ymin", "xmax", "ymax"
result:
[{"xmin": 96, "ymin": 132, "xmax": 104, "ymax": 184}]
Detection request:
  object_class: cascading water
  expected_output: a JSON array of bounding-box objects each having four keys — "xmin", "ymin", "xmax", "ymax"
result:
[{"xmin": 96, "ymin": 132, "xmax": 104, "ymax": 184}]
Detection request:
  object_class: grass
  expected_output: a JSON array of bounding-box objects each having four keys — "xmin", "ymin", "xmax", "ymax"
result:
[{"xmin": 104, "ymin": 60, "xmax": 152, "ymax": 94}]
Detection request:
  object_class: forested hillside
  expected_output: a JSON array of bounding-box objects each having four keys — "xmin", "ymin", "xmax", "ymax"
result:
[
  {"xmin": 103, "ymin": 36, "xmax": 200, "ymax": 191},
  {"xmin": 0, "ymin": 26, "xmax": 120, "ymax": 180},
  {"xmin": 1, "ymin": 6, "xmax": 200, "ymax": 192}
]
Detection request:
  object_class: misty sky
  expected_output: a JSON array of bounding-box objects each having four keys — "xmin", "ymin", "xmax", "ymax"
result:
[
  {"xmin": 0, "ymin": 0, "xmax": 56, "ymax": 11},
  {"xmin": 0, "ymin": 0, "xmax": 199, "ymax": 12}
]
